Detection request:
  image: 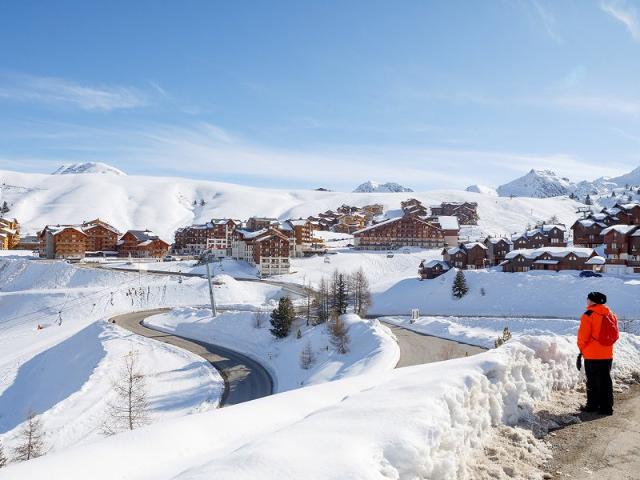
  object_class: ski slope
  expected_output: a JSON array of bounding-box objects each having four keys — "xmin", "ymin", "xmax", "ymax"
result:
[{"xmin": 0, "ymin": 167, "xmax": 582, "ymax": 239}]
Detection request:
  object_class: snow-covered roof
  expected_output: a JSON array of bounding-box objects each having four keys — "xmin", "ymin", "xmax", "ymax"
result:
[
  {"xmin": 464, "ymin": 242, "xmax": 487, "ymax": 250},
  {"xmin": 446, "ymin": 247, "xmax": 462, "ymax": 255},
  {"xmin": 126, "ymin": 230, "xmax": 160, "ymax": 242},
  {"xmin": 505, "ymin": 246, "xmax": 594, "ymax": 260},
  {"xmin": 585, "ymin": 256, "xmax": 606, "ymax": 265},
  {"xmin": 51, "ymin": 226, "xmax": 87, "ymax": 236},
  {"xmin": 437, "ymin": 216, "xmax": 459, "ymax": 231},
  {"xmin": 486, "ymin": 237, "xmax": 513, "ymax": 245},
  {"xmin": 576, "ymin": 219, "xmax": 606, "ymax": 228},
  {"xmin": 541, "ymin": 224, "xmax": 566, "ymax": 232},
  {"xmin": 353, "ymin": 216, "xmax": 402, "ymax": 235},
  {"xmin": 287, "ymin": 219, "xmax": 309, "ymax": 227},
  {"xmin": 424, "ymin": 260, "xmax": 450, "ymax": 269},
  {"xmin": 236, "ymin": 228, "xmax": 269, "ymax": 240},
  {"xmin": 600, "ymin": 225, "xmax": 638, "ymax": 236}
]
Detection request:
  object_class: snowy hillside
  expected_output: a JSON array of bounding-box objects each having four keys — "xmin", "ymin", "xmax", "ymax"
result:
[
  {"xmin": 353, "ymin": 180, "xmax": 413, "ymax": 193},
  {"xmin": 51, "ymin": 162, "xmax": 127, "ymax": 176},
  {"xmin": 609, "ymin": 166, "xmax": 640, "ymax": 188},
  {"xmin": 497, "ymin": 169, "xmax": 574, "ymax": 198},
  {"xmin": 465, "ymin": 184, "xmax": 497, "ymax": 196},
  {"xmin": 0, "ymin": 168, "xmax": 582, "ymax": 239}
]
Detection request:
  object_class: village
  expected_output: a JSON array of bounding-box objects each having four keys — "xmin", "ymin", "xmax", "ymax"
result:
[{"xmin": 2, "ymin": 196, "xmax": 639, "ymax": 279}]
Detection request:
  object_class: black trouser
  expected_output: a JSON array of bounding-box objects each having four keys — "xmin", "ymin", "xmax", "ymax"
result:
[{"xmin": 584, "ymin": 359, "xmax": 614, "ymax": 413}]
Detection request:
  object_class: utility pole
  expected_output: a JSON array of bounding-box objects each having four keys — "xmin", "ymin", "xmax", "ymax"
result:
[{"xmin": 205, "ymin": 257, "xmax": 217, "ymax": 317}]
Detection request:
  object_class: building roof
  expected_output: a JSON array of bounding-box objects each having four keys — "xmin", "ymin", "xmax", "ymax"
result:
[
  {"xmin": 485, "ymin": 237, "xmax": 513, "ymax": 245},
  {"xmin": 600, "ymin": 225, "xmax": 638, "ymax": 236},
  {"xmin": 437, "ymin": 216, "xmax": 459, "ymax": 231},
  {"xmin": 585, "ymin": 256, "xmax": 606, "ymax": 265},
  {"xmin": 126, "ymin": 230, "xmax": 160, "ymax": 242},
  {"xmin": 424, "ymin": 260, "xmax": 450, "ymax": 269},
  {"xmin": 575, "ymin": 219, "xmax": 607, "ymax": 229},
  {"xmin": 464, "ymin": 242, "xmax": 488, "ymax": 250},
  {"xmin": 505, "ymin": 246, "xmax": 594, "ymax": 260}
]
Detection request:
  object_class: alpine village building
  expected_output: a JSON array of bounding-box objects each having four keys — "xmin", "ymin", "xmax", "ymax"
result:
[{"xmin": 0, "ymin": 217, "xmax": 20, "ymax": 250}]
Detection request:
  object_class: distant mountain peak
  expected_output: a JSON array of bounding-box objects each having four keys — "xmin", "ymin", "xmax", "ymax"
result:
[
  {"xmin": 497, "ymin": 169, "xmax": 573, "ymax": 198},
  {"xmin": 465, "ymin": 184, "xmax": 497, "ymax": 196},
  {"xmin": 52, "ymin": 162, "xmax": 127, "ymax": 176},
  {"xmin": 353, "ymin": 181, "xmax": 413, "ymax": 193}
]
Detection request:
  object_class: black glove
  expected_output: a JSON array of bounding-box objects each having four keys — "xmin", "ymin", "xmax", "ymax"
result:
[{"xmin": 576, "ymin": 353, "xmax": 582, "ymax": 371}]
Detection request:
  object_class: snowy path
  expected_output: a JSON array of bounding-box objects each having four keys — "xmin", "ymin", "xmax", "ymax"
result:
[
  {"xmin": 110, "ymin": 309, "xmax": 273, "ymax": 406},
  {"xmin": 546, "ymin": 385, "xmax": 640, "ymax": 479}
]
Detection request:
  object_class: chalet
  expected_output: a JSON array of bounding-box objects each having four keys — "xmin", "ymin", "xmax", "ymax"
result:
[
  {"xmin": 511, "ymin": 224, "xmax": 567, "ymax": 249},
  {"xmin": 443, "ymin": 242, "xmax": 488, "ymax": 270},
  {"xmin": 353, "ymin": 212, "xmax": 445, "ymax": 250},
  {"xmin": 38, "ymin": 219, "xmax": 120, "ymax": 259},
  {"xmin": 402, "ymin": 199, "xmax": 429, "ymax": 217},
  {"xmin": 501, "ymin": 247, "xmax": 598, "ymax": 273},
  {"xmin": 571, "ymin": 219, "xmax": 608, "ymax": 248},
  {"xmin": 246, "ymin": 217, "xmax": 279, "ymax": 232},
  {"xmin": 612, "ymin": 203, "xmax": 640, "ymax": 225},
  {"xmin": 16, "ymin": 234, "xmax": 39, "ymax": 251},
  {"xmin": 333, "ymin": 214, "xmax": 366, "ymax": 234},
  {"xmin": 278, "ymin": 218, "xmax": 317, "ymax": 257},
  {"xmin": 174, "ymin": 219, "xmax": 239, "ymax": 257},
  {"xmin": 361, "ymin": 204, "xmax": 384, "ymax": 220},
  {"xmin": 429, "ymin": 202, "xmax": 479, "ymax": 225},
  {"xmin": 231, "ymin": 228, "xmax": 290, "ymax": 275},
  {"xmin": 0, "ymin": 217, "xmax": 19, "ymax": 249},
  {"xmin": 601, "ymin": 225, "xmax": 640, "ymax": 274},
  {"xmin": 419, "ymin": 259, "xmax": 451, "ymax": 279},
  {"xmin": 484, "ymin": 237, "xmax": 513, "ymax": 266},
  {"xmin": 117, "ymin": 230, "xmax": 170, "ymax": 258}
]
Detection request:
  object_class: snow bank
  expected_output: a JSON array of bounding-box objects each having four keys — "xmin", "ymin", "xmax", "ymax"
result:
[
  {"xmin": 372, "ymin": 268, "xmax": 640, "ymax": 318},
  {"xmin": 144, "ymin": 309, "xmax": 400, "ymax": 392},
  {"xmin": 6, "ymin": 334, "xmax": 639, "ymax": 480}
]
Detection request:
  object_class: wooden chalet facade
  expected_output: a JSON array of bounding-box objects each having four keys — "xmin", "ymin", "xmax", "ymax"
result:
[
  {"xmin": 443, "ymin": 242, "xmax": 489, "ymax": 269},
  {"xmin": 484, "ymin": 237, "xmax": 513, "ymax": 266},
  {"xmin": 571, "ymin": 219, "xmax": 608, "ymax": 248},
  {"xmin": 38, "ymin": 219, "xmax": 120, "ymax": 259},
  {"xmin": 174, "ymin": 219, "xmax": 239, "ymax": 257},
  {"xmin": 353, "ymin": 212, "xmax": 445, "ymax": 250},
  {"xmin": 429, "ymin": 202, "xmax": 479, "ymax": 225},
  {"xmin": 0, "ymin": 217, "xmax": 19, "ymax": 250},
  {"xmin": 501, "ymin": 247, "xmax": 599, "ymax": 273},
  {"xmin": 601, "ymin": 225, "xmax": 640, "ymax": 274},
  {"xmin": 419, "ymin": 259, "xmax": 451, "ymax": 279},
  {"xmin": 511, "ymin": 224, "xmax": 567, "ymax": 250},
  {"xmin": 117, "ymin": 230, "xmax": 170, "ymax": 258},
  {"xmin": 231, "ymin": 228, "xmax": 290, "ymax": 275}
]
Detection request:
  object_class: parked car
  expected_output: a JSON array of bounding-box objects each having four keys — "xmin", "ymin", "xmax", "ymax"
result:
[
  {"xmin": 164, "ymin": 255, "xmax": 177, "ymax": 262},
  {"xmin": 579, "ymin": 271, "xmax": 602, "ymax": 278}
]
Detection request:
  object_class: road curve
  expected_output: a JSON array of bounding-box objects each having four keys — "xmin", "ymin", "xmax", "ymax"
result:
[
  {"xmin": 382, "ymin": 322, "xmax": 486, "ymax": 367},
  {"xmin": 110, "ymin": 308, "xmax": 273, "ymax": 407}
]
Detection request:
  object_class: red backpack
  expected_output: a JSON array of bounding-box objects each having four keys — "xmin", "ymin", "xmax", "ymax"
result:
[{"xmin": 598, "ymin": 311, "xmax": 619, "ymax": 346}]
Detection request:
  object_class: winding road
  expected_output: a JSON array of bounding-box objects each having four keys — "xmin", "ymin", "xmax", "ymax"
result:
[{"xmin": 110, "ymin": 308, "xmax": 273, "ymax": 406}]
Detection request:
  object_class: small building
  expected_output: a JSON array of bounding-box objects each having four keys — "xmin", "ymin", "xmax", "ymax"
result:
[
  {"xmin": 484, "ymin": 237, "xmax": 513, "ymax": 266},
  {"xmin": 601, "ymin": 224, "xmax": 640, "ymax": 274},
  {"xmin": 0, "ymin": 217, "xmax": 20, "ymax": 249},
  {"xmin": 571, "ymin": 219, "xmax": 608, "ymax": 248},
  {"xmin": 231, "ymin": 228, "xmax": 290, "ymax": 275},
  {"xmin": 117, "ymin": 230, "xmax": 170, "ymax": 258},
  {"xmin": 419, "ymin": 259, "xmax": 451, "ymax": 279},
  {"xmin": 429, "ymin": 202, "xmax": 479, "ymax": 225},
  {"xmin": 443, "ymin": 242, "xmax": 489, "ymax": 270},
  {"xmin": 511, "ymin": 224, "xmax": 567, "ymax": 250},
  {"xmin": 501, "ymin": 247, "xmax": 597, "ymax": 273}
]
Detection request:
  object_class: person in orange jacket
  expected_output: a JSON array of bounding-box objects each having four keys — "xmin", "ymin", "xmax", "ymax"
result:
[{"xmin": 577, "ymin": 291, "xmax": 615, "ymax": 416}]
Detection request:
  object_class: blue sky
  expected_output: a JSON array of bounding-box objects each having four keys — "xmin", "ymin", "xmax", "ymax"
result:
[{"xmin": 1, "ymin": 0, "xmax": 640, "ymax": 191}]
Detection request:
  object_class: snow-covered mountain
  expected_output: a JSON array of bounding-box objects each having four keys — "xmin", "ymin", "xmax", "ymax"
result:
[
  {"xmin": 0, "ymin": 168, "xmax": 582, "ymax": 239},
  {"xmin": 609, "ymin": 166, "xmax": 640, "ymax": 188},
  {"xmin": 51, "ymin": 162, "xmax": 127, "ymax": 176},
  {"xmin": 465, "ymin": 184, "xmax": 497, "ymax": 196},
  {"xmin": 353, "ymin": 181, "xmax": 413, "ymax": 193},
  {"xmin": 496, "ymin": 169, "xmax": 574, "ymax": 198}
]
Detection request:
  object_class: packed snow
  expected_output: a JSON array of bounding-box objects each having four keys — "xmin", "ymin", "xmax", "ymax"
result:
[
  {"xmin": 51, "ymin": 162, "xmax": 127, "ymax": 176},
  {"xmin": 144, "ymin": 309, "xmax": 399, "ymax": 392},
  {"xmin": 465, "ymin": 184, "xmax": 498, "ymax": 196},
  {"xmin": 4, "ymin": 332, "xmax": 640, "ymax": 480}
]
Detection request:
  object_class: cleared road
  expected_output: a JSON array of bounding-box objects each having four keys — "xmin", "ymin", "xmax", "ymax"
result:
[
  {"xmin": 110, "ymin": 308, "xmax": 273, "ymax": 407},
  {"xmin": 382, "ymin": 322, "xmax": 486, "ymax": 367}
]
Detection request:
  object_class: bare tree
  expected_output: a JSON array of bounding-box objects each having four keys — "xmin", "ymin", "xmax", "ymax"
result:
[
  {"xmin": 253, "ymin": 309, "xmax": 268, "ymax": 329},
  {"xmin": 349, "ymin": 268, "xmax": 371, "ymax": 316},
  {"xmin": 314, "ymin": 277, "xmax": 331, "ymax": 324},
  {"xmin": 0, "ymin": 439, "xmax": 7, "ymax": 468},
  {"xmin": 299, "ymin": 340, "xmax": 316, "ymax": 370},
  {"xmin": 329, "ymin": 313, "xmax": 350, "ymax": 354},
  {"xmin": 103, "ymin": 350, "xmax": 150, "ymax": 435},
  {"xmin": 12, "ymin": 411, "xmax": 45, "ymax": 462}
]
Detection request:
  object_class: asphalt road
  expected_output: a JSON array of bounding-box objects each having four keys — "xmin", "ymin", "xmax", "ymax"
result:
[
  {"xmin": 382, "ymin": 322, "xmax": 486, "ymax": 367},
  {"xmin": 110, "ymin": 308, "xmax": 273, "ymax": 407}
]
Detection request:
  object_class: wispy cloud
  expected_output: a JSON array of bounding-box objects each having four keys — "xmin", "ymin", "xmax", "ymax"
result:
[
  {"xmin": 601, "ymin": 0, "xmax": 640, "ymax": 41},
  {"xmin": 549, "ymin": 94, "xmax": 640, "ymax": 115},
  {"xmin": 0, "ymin": 73, "xmax": 148, "ymax": 111},
  {"xmin": 527, "ymin": 0, "xmax": 563, "ymax": 43}
]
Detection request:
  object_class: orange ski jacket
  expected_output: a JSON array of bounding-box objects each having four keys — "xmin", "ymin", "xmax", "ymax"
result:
[{"xmin": 577, "ymin": 304, "xmax": 615, "ymax": 360}]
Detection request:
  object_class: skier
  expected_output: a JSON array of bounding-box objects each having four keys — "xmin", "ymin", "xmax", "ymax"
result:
[{"xmin": 576, "ymin": 291, "xmax": 619, "ymax": 416}]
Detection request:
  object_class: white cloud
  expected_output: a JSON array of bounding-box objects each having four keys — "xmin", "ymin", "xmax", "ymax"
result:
[
  {"xmin": 0, "ymin": 73, "xmax": 147, "ymax": 111},
  {"xmin": 550, "ymin": 94, "xmax": 640, "ymax": 115},
  {"xmin": 527, "ymin": 0, "xmax": 563, "ymax": 43},
  {"xmin": 601, "ymin": 0, "xmax": 640, "ymax": 41}
]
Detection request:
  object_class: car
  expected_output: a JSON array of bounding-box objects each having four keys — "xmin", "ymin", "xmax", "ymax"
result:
[
  {"xmin": 579, "ymin": 271, "xmax": 602, "ymax": 278},
  {"xmin": 164, "ymin": 255, "xmax": 177, "ymax": 262}
]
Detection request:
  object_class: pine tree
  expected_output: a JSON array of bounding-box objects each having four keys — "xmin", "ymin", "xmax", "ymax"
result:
[
  {"xmin": 585, "ymin": 194, "xmax": 593, "ymax": 206},
  {"xmin": 102, "ymin": 350, "xmax": 149, "ymax": 435},
  {"xmin": 452, "ymin": 270, "xmax": 469, "ymax": 299},
  {"xmin": 0, "ymin": 201, "xmax": 8, "ymax": 215},
  {"xmin": 299, "ymin": 340, "xmax": 315, "ymax": 370},
  {"xmin": 329, "ymin": 314, "xmax": 350, "ymax": 354},
  {"xmin": 0, "ymin": 439, "xmax": 7, "ymax": 468},
  {"xmin": 334, "ymin": 273, "xmax": 349, "ymax": 315},
  {"xmin": 270, "ymin": 296, "xmax": 295, "ymax": 338},
  {"xmin": 12, "ymin": 411, "xmax": 45, "ymax": 462}
]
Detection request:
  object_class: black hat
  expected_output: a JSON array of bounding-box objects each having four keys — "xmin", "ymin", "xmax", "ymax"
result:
[{"xmin": 587, "ymin": 291, "xmax": 607, "ymax": 305}]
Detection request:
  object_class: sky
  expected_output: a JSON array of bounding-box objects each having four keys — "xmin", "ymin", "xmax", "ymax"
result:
[{"xmin": 1, "ymin": 0, "xmax": 640, "ymax": 191}]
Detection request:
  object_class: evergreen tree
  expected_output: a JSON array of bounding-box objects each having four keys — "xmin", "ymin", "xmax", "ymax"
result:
[
  {"xmin": 334, "ymin": 273, "xmax": 349, "ymax": 315},
  {"xmin": 452, "ymin": 270, "xmax": 469, "ymax": 299},
  {"xmin": 0, "ymin": 439, "xmax": 7, "ymax": 468},
  {"xmin": 270, "ymin": 296, "xmax": 295, "ymax": 338},
  {"xmin": 0, "ymin": 201, "xmax": 8, "ymax": 215},
  {"xmin": 585, "ymin": 194, "xmax": 593, "ymax": 205},
  {"xmin": 13, "ymin": 411, "xmax": 45, "ymax": 462},
  {"xmin": 299, "ymin": 340, "xmax": 315, "ymax": 369}
]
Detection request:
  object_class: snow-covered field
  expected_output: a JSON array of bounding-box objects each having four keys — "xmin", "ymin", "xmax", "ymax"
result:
[
  {"xmin": 5, "ymin": 333, "xmax": 640, "ymax": 480},
  {"xmin": 0, "ymin": 167, "xmax": 582, "ymax": 239},
  {"xmin": 0, "ymin": 257, "xmax": 282, "ymax": 454},
  {"xmin": 145, "ymin": 309, "xmax": 399, "ymax": 392}
]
